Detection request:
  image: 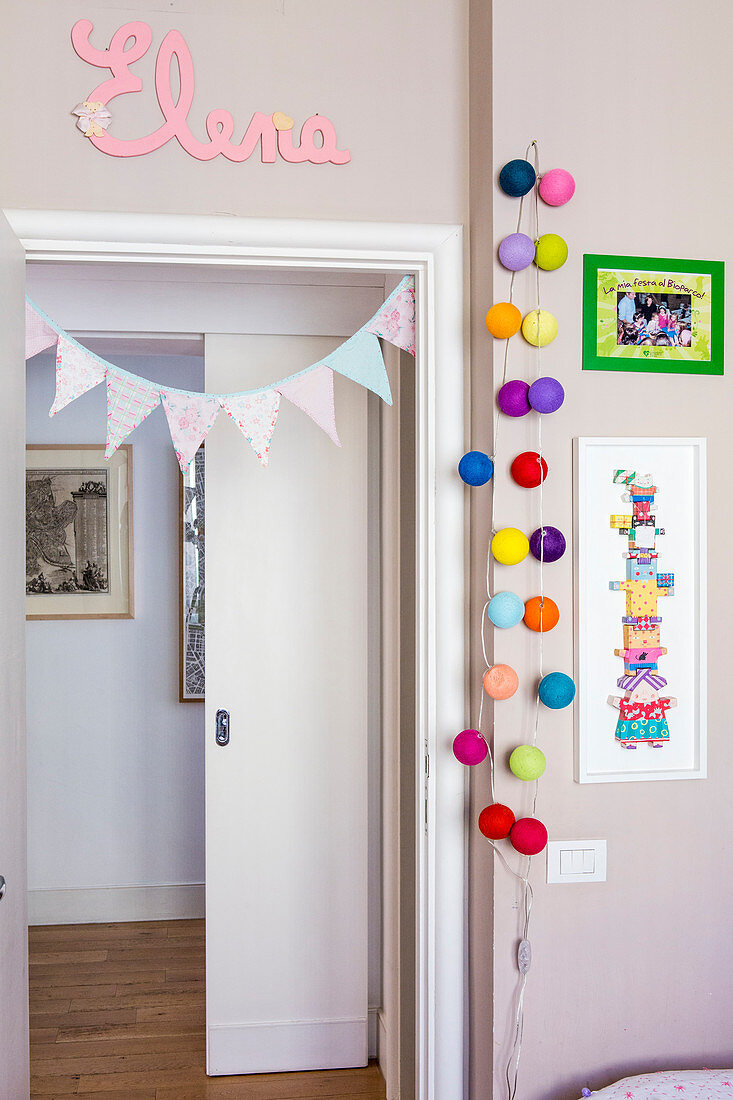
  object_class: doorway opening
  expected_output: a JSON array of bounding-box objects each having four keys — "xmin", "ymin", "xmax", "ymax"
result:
[
  {"xmin": 4, "ymin": 206, "xmax": 466, "ymax": 1100},
  {"xmin": 24, "ymin": 260, "xmax": 416, "ymax": 1097}
]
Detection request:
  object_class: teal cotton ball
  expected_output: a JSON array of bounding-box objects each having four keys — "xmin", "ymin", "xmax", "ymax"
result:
[
  {"xmin": 459, "ymin": 451, "xmax": 494, "ymax": 486},
  {"xmin": 488, "ymin": 591, "xmax": 525, "ymax": 629},
  {"xmin": 538, "ymin": 672, "xmax": 576, "ymax": 710},
  {"xmin": 499, "ymin": 159, "xmax": 537, "ymax": 198}
]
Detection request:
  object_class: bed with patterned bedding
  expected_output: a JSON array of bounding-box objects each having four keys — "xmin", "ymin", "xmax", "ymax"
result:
[{"xmin": 579, "ymin": 1069, "xmax": 733, "ymax": 1098}]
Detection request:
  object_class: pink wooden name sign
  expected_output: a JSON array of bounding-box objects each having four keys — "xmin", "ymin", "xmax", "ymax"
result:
[{"xmin": 71, "ymin": 20, "xmax": 351, "ymax": 164}]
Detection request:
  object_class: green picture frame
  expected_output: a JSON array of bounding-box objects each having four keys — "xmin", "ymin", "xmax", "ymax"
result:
[{"xmin": 582, "ymin": 253, "xmax": 724, "ymax": 375}]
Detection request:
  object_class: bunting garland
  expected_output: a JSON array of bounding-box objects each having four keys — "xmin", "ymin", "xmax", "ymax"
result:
[{"xmin": 25, "ymin": 276, "xmax": 415, "ymax": 472}]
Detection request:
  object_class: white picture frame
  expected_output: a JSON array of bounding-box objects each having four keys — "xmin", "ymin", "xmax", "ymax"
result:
[{"xmin": 574, "ymin": 437, "xmax": 706, "ymax": 784}]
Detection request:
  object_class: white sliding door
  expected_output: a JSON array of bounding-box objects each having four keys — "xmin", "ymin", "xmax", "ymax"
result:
[{"xmin": 204, "ymin": 334, "xmax": 369, "ymax": 1076}]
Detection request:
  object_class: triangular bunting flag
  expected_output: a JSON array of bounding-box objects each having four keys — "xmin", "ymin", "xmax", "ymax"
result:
[
  {"xmin": 26, "ymin": 300, "xmax": 58, "ymax": 359},
  {"xmin": 365, "ymin": 275, "xmax": 415, "ymax": 355},
  {"xmin": 276, "ymin": 365, "xmax": 341, "ymax": 447},
  {"xmin": 220, "ymin": 389, "xmax": 281, "ymax": 467},
  {"xmin": 50, "ymin": 334, "xmax": 107, "ymax": 416},
  {"xmin": 161, "ymin": 391, "xmax": 221, "ymax": 472},
  {"xmin": 322, "ymin": 328, "xmax": 392, "ymax": 405},
  {"xmin": 106, "ymin": 370, "xmax": 162, "ymax": 458}
]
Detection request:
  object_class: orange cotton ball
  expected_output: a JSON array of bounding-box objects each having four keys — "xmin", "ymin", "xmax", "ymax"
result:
[
  {"xmin": 483, "ymin": 664, "xmax": 519, "ymax": 700},
  {"xmin": 486, "ymin": 302, "xmax": 522, "ymax": 339},
  {"xmin": 523, "ymin": 596, "xmax": 560, "ymax": 632}
]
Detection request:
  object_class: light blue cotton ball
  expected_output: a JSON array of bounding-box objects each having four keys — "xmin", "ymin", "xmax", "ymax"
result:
[{"xmin": 487, "ymin": 591, "xmax": 525, "ymax": 629}]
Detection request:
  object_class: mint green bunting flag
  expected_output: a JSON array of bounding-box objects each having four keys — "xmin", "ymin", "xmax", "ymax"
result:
[{"xmin": 322, "ymin": 328, "xmax": 393, "ymax": 405}]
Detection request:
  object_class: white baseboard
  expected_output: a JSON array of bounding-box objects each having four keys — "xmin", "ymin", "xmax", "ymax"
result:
[
  {"xmin": 28, "ymin": 883, "xmax": 205, "ymax": 925},
  {"xmin": 207, "ymin": 1017, "xmax": 368, "ymax": 1075}
]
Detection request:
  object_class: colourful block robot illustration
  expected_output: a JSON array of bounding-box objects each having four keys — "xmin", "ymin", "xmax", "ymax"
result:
[{"xmin": 607, "ymin": 473, "xmax": 677, "ymax": 749}]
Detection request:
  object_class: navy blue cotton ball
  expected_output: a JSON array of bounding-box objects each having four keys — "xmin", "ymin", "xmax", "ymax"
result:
[
  {"xmin": 499, "ymin": 159, "xmax": 537, "ymax": 197},
  {"xmin": 458, "ymin": 451, "xmax": 494, "ymax": 486},
  {"xmin": 538, "ymin": 672, "xmax": 576, "ymax": 710}
]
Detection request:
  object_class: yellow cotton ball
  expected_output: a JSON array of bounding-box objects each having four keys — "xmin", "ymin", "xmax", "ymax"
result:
[
  {"xmin": 491, "ymin": 527, "xmax": 529, "ymax": 566},
  {"xmin": 522, "ymin": 309, "xmax": 558, "ymax": 347}
]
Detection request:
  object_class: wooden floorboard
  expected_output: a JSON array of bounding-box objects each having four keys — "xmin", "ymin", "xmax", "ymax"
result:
[{"xmin": 29, "ymin": 918, "xmax": 387, "ymax": 1099}]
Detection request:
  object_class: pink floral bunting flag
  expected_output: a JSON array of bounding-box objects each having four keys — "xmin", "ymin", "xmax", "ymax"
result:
[
  {"xmin": 26, "ymin": 300, "xmax": 58, "ymax": 359},
  {"xmin": 106, "ymin": 370, "xmax": 162, "ymax": 457},
  {"xmin": 220, "ymin": 389, "xmax": 281, "ymax": 466},
  {"xmin": 365, "ymin": 275, "xmax": 415, "ymax": 356},
  {"xmin": 50, "ymin": 335, "xmax": 107, "ymax": 416},
  {"xmin": 161, "ymin": 390, "xmax": 221, "ymax": 472},
  {"xmin": 276, "ymin": 365, "xmax": 341, "ymax": 447}
]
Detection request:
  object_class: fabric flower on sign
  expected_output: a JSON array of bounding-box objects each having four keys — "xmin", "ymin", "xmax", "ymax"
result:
[{"xmin": 72, "ymin": 100, "xmax": 112, "ymax": 138}]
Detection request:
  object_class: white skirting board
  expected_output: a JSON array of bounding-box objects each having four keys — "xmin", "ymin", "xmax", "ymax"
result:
[
  {"xmin": 27, "ymin": 883, "xmax": 205, "ymax": 925},
  {"xmin": 207, "ymin": 1017, "xmax": 368, "ymax": 1076}
]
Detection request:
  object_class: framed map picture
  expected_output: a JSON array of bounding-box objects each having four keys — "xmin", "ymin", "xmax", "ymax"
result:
[
  {"xmin": 583, "ymin": 254, "xmax": 724, "ymax": 375},
  {"xmin": 179, "ymin": 446, "xmax": 205, "ymax": 701},
  {"xmin": 26, "ymin": 445, "xmax": 133, "ymax": 620}
]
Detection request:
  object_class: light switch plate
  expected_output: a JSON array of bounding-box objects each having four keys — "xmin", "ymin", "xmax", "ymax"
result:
[{"xmin": 547, "ymin": 839, "xmax": 607, "ymax": 884}]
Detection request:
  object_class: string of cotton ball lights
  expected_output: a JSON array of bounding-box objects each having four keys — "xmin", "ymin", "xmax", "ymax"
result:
[{"xmin": 455, "ymin": 139, "xmax": 576, "ymax": 1100}]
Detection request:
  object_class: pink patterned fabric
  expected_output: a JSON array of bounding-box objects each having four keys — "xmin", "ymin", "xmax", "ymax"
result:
[
  {"xmin": 50, "ymin": 335, "xmax": 107, "ymax": 416},
  {"xmin": 276, "ymin": 365, "xmax": 340, "ymax": 447},
  {"xmin": 26, "ymin": 301, "xmax": 58, "ymax": 359},
  {"xmin": 161, "ymin": 390, "xmax": 221, "ymax": 472},
  {"xmin": 106, "ymin": 370, "xmax": 161, "ymax": 457},
  {"xmin": 365, "ymin": 275, "xmax": 416, "ymax": 356},
  {"xmin": 581, "ymin": 1068, "xmax": 733, "ymax": 1098},
  {"xmin": 220, "ymin": 390, "xmax": 281, "ymax": 467}
]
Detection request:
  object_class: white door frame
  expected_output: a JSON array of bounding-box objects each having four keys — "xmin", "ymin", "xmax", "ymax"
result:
[{"xmin": 6, "ymin": 209, "xmax": 467, "ymax": 1100}]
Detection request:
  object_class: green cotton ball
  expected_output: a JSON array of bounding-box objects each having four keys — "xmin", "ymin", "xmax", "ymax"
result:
[
  {"xmin": 509, "ymin": 744, "xmax": 546, "ymax": 781},
  {"xmin": 535, "ymin": 233, "xmax": 568, "ymax": 271}
]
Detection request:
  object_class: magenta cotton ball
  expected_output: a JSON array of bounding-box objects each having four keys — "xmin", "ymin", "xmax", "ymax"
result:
[
  {"xmin": 510, "ymin": 817, "xmax": 548, "ymax": 856},
  {"xmin": 498, "ymin": 233, "xmax": 535, "ymax": 272},
  {"xmin": 539, "ymin": 168, "xmax": 575, "ymax": 206},
  {"xmin": 453, "ymin": 729, "xmax": 488, "ymax": 766},
  {"xmin": 497, "ymin": 379, "xmax": 531, "ymax": 417},
  {"xmin": 528, "ymin": 376, "xmax": 565, "ymax": 413}
]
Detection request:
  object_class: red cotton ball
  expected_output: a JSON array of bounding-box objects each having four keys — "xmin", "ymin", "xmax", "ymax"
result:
[
  {"xmin": 509, "ymin": 817, "xmax": 548, "ymax": 856},
  {"xmin": 510, "ymin": 451, "xmax": 548, "ymax": 488},
  {"xmin": 478, "ymin": 803, "xmax": 516, "ymax": 840}
]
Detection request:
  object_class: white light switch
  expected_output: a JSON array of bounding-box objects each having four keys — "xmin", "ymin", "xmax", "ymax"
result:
[{"xmin": 547, "ymin": 840, "xmax": 606, "ymax": 884}]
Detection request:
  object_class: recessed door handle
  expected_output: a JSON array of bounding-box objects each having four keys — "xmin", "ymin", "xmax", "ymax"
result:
[
  {"xmin": 216, "ymin": 709, "xmax": 230, "ymax": 746},
  {"xmin": 0, "ymin": 875, "xmax": 6, "ymax": 901}
]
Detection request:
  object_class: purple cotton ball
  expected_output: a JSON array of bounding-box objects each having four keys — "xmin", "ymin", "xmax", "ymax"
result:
[
  {"xmin": 498, "ymin": 233, "xmax": 535, "ymax": 272},
  {"xmin": 528, "ymin": 376, "xmax": 565, "ymax": 413},
  {"xmin": 529, "ymin": 526, "xmax": 566, "ymax": 563},
  {"xmin": 497, "ymin": 379, "xmax": 531, "ymax": 417},
  {"xmin": 528, "ymin": 376, "xmax": 565, "ymax": 414}
]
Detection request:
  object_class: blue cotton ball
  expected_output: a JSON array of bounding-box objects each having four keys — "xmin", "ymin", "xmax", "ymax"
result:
[
  {"xmin": 487, "ymin": 591, "xmax": 525, "ymax": 629},
  {"xmin": 458, "ymin": 451, "xmax": 494, "ymax": 486},
  {"xmin": 498, "ymin": 233, "xmax": 535, "ymax": 272},
  {"xmin": 538, "ymin": 672, "xmax": 576, "ymax": 710},
  {"xmin": 499, "ymin": 159, "xmax": 537, "ymax": 198}
]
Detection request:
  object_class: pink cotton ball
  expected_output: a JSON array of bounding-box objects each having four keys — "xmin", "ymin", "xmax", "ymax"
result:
[
  {"xmin": 539, "ymin": 168, "xmax": 575, "ymax": 207},
  {"xmin": 453, "ymin": 729, "xmax": 488, "ymax": 766}
]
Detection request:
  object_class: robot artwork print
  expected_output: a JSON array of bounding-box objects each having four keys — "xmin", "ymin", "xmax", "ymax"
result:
[
  {"xmin": 606, "ymin": 470, "xmax": 677, "ymax": 749},
  {"xmin": 574, "ymin": 438, "xmax": 706, "ymax": 784}
]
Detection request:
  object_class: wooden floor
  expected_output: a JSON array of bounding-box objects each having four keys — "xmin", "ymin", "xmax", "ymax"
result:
[{"xmin": 29, "ymin": 919, "xmax": 387, "ymax": 1099}]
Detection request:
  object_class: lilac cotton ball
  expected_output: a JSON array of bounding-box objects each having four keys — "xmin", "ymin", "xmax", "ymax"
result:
[
  {"xmin": 498, "ymin": 233, "xmax": 535, "ymax": 272},
  {"xmin": 528, "ymin": 376, "xmax": 565, "ymax": 413},
  {"xmin": 529, "ymin": 526, "xmax": 566, "ymax": 563},
  {"xmin": 497, "ymin": 379, "xmax": 531, "ymax": 417}
]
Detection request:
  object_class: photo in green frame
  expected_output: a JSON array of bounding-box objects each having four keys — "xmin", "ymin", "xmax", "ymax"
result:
[{"xmin": 582, "ymin": 253, "xmax": 724, "ymax": 375}]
